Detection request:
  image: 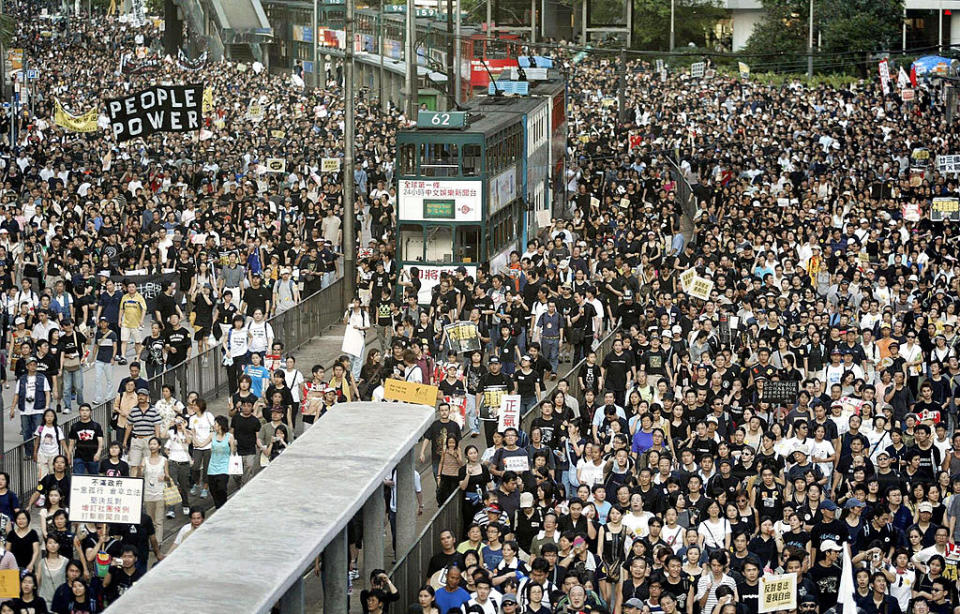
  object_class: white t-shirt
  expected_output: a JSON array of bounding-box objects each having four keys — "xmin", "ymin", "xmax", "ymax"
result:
[
  {"xmin": 621, "ymin": 510, "xmax": 654, "ymax": 539},
  {"xmin": 34, "ymin": 425, "xmax": 64, "ymax": 456},
  {"xmin": 189, "ymin": 412, "xmax": 216, "ymax": 451}
]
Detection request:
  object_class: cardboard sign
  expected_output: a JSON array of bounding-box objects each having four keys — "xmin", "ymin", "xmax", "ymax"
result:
[
  {"xmin": 688, "ymin": 276, "xmax": 714, "ymax": 300},
  {"xmin": 902, "ymin": 88, "xmax": 915, "ymax": 101},
  {"xmin": 70, "ymin": 476, "xmax": 144, "ymax": 524},
  {"xmin": 322, "ymin": 157, "xmax": 341, "ymax": 173},
  {"xmin": 680, "ymin": 268, "xmax": 697, "ymax": 293},
  {"xmin": 497, "ymin": 394, "xmax": 522, "ymax": 431},
  {"xmin": 383, "ymin": 378, "xmax": 439, "ymax": 406},
  {"xmin": 902, "ymin": 202, "xmax": 921, "ymax": 222},
  {"xmin": 265, "ymin": 158, "xmax": 286, "ymax": 173},
  {"xmin": 690, "ymin": 62, "xmax": 705, "ymax": 78},
  {"xmin": 759, "ymin": 573, "xmax": 797, "ymax": 613},
  {"xmin": 932, "ymin": 197, "xmax": 960, "ymax": 222},
  {"xmin": 0, "ymin": 570, "xmax": 19, "ymax": 599},
  {"xmin": 937, "ymin": 155, "xmax": 960, "ymax": 173},
  {"xmin": 444, "ymin": 321, "xmax": 482, "ymax": 354},
  {"xmin": 739, "ymin": 62, "xmax": 750, "ymax": 79},
  {"xmin": 504, "ymin": 455, "xmax": 530, "ymax": 472}
]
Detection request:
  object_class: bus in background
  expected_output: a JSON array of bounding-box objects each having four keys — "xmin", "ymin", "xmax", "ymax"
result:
[{"xmin": 395, "ymin": 79, "xmax": 565, "ymax": 303}]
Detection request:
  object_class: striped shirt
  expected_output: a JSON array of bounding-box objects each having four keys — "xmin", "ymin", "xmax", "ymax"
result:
[{"xmin": 129, "ymin": 404, "xmax": 161, "ymax": 438}]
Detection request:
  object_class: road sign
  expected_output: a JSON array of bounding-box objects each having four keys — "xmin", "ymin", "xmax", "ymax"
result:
[{"xmin": 25, "ymin": 69, "xmax": 38, "ymax": 80}]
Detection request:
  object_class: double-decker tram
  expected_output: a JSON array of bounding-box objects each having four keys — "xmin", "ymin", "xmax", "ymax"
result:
[{"xmin": 395, "ymin": 77, "xmax": 566, "ymax": 301}]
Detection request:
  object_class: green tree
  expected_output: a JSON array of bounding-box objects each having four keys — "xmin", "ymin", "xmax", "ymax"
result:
[
  {"xmin": 743, "ymin": 0, "xmax": 904, "ymax": 74},
  {"xmin": 632, "ymin": 0, "xmax": 727, "ymax": 51}
]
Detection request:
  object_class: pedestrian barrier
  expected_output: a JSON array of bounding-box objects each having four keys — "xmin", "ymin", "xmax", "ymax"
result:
[
  {"xmin": 106, "ymin": 401, "xmax": 433, "ymax": 614},
  {"xmin": 388, "ymin": 327, "xmax": 621, "ymax": 609},
  {"xmin": 3, "ymin": 278, "xmax": 346, "ymax": 502}
]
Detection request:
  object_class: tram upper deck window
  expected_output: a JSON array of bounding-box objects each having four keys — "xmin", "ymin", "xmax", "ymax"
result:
[
  {"xmin": 420, "ymin": 143, "xmax": 459, "ymax": 177},
  {"xmin": 462, "ymin": 144, "xmax": 481, "ymax": 176},
  {"xmin": 425, "ymin": 226, "xmax": 454, "ymax": 262},
  {"xmin": 399, "ymin": 143, "xmax": 416, "ymax": 175}
]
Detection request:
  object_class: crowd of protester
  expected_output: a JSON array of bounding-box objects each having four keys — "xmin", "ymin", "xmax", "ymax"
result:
[
  {"xmin": 375, "ymin": 54, "xmax": 960, "ymax": 614},
  {"xmin": 6, "ymin": 1, "xmax": 960, "ymax": 614}
]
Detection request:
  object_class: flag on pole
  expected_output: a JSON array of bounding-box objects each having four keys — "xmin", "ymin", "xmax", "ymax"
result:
[
  {"xmin": 838, "ymin": 544, "xmax": 857, "ymax": 614},
  {"xmin": 898, "ymin": 66, "xmax": 910, "ymax": 89},
  {"xmin": 910, "ymin": 64, "xmax": 918, "ymax": 87}
]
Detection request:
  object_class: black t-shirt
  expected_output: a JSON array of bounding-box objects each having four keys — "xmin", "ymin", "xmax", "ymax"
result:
[
  {"xmin": 243, "ymin": 285, "xmax": 272, "ymax": 315},
  {"xmin": 514, "ymin": 368, "xmax": 542, "ymax": 397},
  {"xmin": 164, "ymin": 327, "xmax": 192, "ymax": 364},
  {"xmin": 423, "ymin": 419, "xmax": 462, "ymax": 463},
  {"xmin": 113, "ymin": 513, "xmax": 155, "ymax": 564},
  {"xmin": 6, "ymin": 529, "xmax": 39, "ymax": 568},
  {"xmin": 808, "ymin": 563, "xmax": 841, "ymax": 603},
  {"xmin": 579, "ymin": 363, "xmax": 602, "ymax": 395},
  {"xmin": 438, "ymin": 378, "xmax": 466, "ymax": 398},
  {"xmin": 737, "ymin": 580, "xmax": 761, "ymax": 614},
  {"xmin": 154, "ymin": 292, "xmax": 179, "ymax": 325},
  {"xmin": 99, "ymin": 458, "xmax": 130, "ymax": 477},
  {"xmin": 230, "ymin": 414, "xmax": 262, "ymax": 456},
  {"xmin": 811, "ymin": 519, "xmax": 847, "ymax": 561},
  {"xmin": 58, "ymin": 330, "xmax": 87, "ymax": 359},
  {"xmin": 10, "ymin": 595, "xmax": 49, "ymax": 613},
  {"xmin": 36, "ymin": 472, "xmax": 70, "ymax": 506},
  {"xmin": 602, "ymin": 351, "xmax": 633, "ymax": 390},
  {"xmin": 68, "ymin": 419, "xmax": 104, "ymax": 462}
]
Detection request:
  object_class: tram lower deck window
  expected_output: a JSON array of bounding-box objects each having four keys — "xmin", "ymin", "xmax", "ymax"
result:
[
  {"xmin": 425, "ymin": 226, "xmax": 454, "ymax": 262},
  {"xmin": 400, "ymin": 225, "xmax": 425, "ymax": 261},
  {"xmin": 456, "ymin": 226, "xmax": 480, "ymax": 262}
]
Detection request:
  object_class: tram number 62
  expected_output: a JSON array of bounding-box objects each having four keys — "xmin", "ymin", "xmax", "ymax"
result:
[{"xmin": 431, "ymin": 113, "xmax": 451, "ymax": 126}]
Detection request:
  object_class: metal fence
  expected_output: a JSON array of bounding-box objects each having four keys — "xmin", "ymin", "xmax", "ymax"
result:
[
  {"xmin": 389, "ymin": 487, "xmax": 463, "ymax": 609},
  {"xmin": 4, "ymin": 278, "xmax": 346, "ymax": 501},
  {"xmin": 388, "ymin": 327, "xmax": 621, "ymax": 605},
  {"xmin": 521, "ymin": 327, "xmax": 621, "ymax": 434}
]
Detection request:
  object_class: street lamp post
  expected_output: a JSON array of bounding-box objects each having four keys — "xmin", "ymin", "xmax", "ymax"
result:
[{"xmin": 807, "ymin": 0, "xmax": 813, "ymax": 78}]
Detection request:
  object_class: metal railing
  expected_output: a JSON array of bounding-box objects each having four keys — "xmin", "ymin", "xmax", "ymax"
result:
[
  {"xmin": 390, "ymin": 487, "xmax": 463, "ymax": 609},
  {"xmin": 4, "ymin": 278, "xmax": 346, "ymax": 501},
  {"xmin": 388, "ymin": 327, "xmax": 621, "ymax": 606}
]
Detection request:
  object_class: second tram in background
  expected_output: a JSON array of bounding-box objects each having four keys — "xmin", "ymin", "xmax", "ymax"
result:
[{"xmin": 395, "ymin": 76, "xmax": 566, "ymax": 302}]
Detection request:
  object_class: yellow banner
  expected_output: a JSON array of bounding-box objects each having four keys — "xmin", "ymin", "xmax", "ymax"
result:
[
  {"xmin": 383, "ymin": 379, "xmax": 439, "ymax": 406},
  {"xmin": 202, "ymin": 87, "xmax": 214, "ymax": 114},
  {"xmin": 0, "ymin": 569, "xmax": 19, "ymax": 599},
  {"xmin": 54, "ymin": 99, "xmax": 99, "ymax": 133}
]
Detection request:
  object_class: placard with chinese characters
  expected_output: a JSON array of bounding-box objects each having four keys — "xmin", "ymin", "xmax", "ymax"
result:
[{"xmin": 71, "ymin": 476, "xmax": 144, "ymax": 525}]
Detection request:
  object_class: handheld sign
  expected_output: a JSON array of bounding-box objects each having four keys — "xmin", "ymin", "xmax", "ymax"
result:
[{"xmin": 383, "ymin": 379, "xmax": 439, "ymax": 406}]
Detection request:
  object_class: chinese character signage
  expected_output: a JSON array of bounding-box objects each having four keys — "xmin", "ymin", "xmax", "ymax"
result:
[
  {"xmin": 497, "ymin": 395, "xmax": 522, "ymax": 432},
  {"xmin": 444, "ymin": 321, "xmax": 482, "ymax": 354},
  {"xmin": 70, "ymin": 476, "xmax": 144, "ymax": 525},
  {"xmin": 688, "ymin": 276, "xmax": 714, "ymax": 301},
  {"xmin": 759, "ymin": 573, "xmax": 796, "ymax": 613},
  {"xmin": 398, "ymin": 180, "xmax": 482, "ymax": 222},
  {"xmin": 932, "ymin": 197, "xmax": 960, "ymax": 222}
]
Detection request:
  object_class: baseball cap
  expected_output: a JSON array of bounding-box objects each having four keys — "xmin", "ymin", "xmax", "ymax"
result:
[
  {"xmin": 672, "ymin": 324, "xmax": 682, "ymax": 335},
  {"xmin": 624, "ymin": 599, "xmax": 644, "ymax": 610},
  {"xmin": 820, "ymin": 539, "xmax": 842, "ymax": 552},
  {"xmin": 821, "ymin": 499, "xmax": 838, "ymax": 512},
  {"xmin": 484, "ymin": 503, "xmax": 501, "ymax": 514},
  {"xmin": 919, "ymin": 501, "xmax": 934, "ymax": 513},
  {"xmin": 502, "ymin": 594, "xmax": 518, "ymax": 605},
  {"xmin": 488, "ymin": 357, "xmax": 501, "ymax": 364},
  {"xmin": 843, "ymin": 498, "xmax": 865, "ymax": 509},
  {"xmin": 520, "ymin": 492, "xmax": 534, "ymax": 508},
  {"xmin": 25, "ymin": 356, "xmax": 37, "ymax": 364},
  {"xmin": 136, "ymin": 388, "xmax": 150, "ymax": 396}
]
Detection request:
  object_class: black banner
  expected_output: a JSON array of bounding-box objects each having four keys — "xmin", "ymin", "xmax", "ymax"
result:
[
  {"xmin": 106, "ymin": 84, "xmax": 203, "ymax": 142},
  {"xmin": 177, "ymin": 49, "xmax": 208, "ymax": 72}
]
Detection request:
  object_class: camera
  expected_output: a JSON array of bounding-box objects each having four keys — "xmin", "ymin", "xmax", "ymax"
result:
[{"xmin": 25, "ymin": 396, "xmax": 34, "ymax": 403}]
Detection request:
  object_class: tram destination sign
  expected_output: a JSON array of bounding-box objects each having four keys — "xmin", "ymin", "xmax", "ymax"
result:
[{"xmin": 417, "ymin": 111, "xmax": 467, "ymax": 129}]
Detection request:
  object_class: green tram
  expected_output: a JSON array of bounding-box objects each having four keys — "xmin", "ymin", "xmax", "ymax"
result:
[{"xmin": 395, "ymin": 79, "xmax": 566, "ymax": 301}]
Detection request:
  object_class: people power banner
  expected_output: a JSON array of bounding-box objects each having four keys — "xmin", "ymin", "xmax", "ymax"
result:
[
  {"xmin": 107, "ymin": 84, "xmax": 203, "ymax": 142},
  {"xmin": 54, "ymin": 99, "xmax": 99, "ymax": 133}
]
